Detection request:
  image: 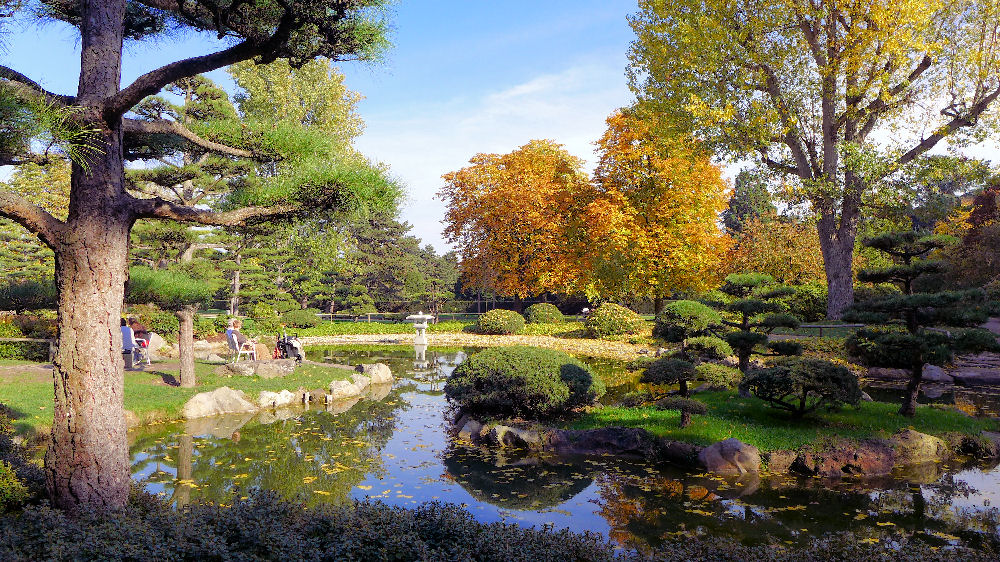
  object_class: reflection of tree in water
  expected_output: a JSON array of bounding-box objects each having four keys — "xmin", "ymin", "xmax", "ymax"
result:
[
  {"xmin": 596, "ymin": 465, "xmax": 1000, "ymax": 552},
  {"xmin": 129, "ymin": 385, "xmax": 409, "ymax": 507},
  {"xmin": 874, "ymin": 470, "xmax": 1000, "ymax": 551},
  {"xmin": 443, "ymin": 445, "xmax": 594, "ymax": 510}
]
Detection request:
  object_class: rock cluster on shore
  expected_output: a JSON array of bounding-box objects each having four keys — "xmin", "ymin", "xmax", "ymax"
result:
[
  {"xmin": 180, "ymin": 363, "xmax": 394, "ymax": 419},
  {"xmin": 450, "ymin": 413, "xmax": 1000, "ymax": 480}
]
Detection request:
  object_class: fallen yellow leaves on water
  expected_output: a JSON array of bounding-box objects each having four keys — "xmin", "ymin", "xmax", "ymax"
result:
[
  {"xmin": 357, "ymin": 485, "xmax": 372, "ymax": 491},
  {"xmin": 303, "ymin": 476, "xmax": 317, "ymax": 484},
  {"xmin": 876, "ymin": 521, "xmax": 895, "ymax": 527}
]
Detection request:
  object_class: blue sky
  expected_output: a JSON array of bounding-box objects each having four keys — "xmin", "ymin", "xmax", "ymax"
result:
[{"xmin": 3, "ymin": 1, "xmax": 637, "ymax": 251}]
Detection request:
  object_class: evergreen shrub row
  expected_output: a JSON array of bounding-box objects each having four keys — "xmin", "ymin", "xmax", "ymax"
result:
[{"xmin": 475, "ymin": 309, "xmax": 526, "ymax": 335}]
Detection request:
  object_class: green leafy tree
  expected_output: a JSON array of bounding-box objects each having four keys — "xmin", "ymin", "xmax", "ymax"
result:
[
  {"xmin": 629, "ymin": 0, "xmax": 1000, "ymax": 318},
  {"xmin": 716, "ymin": 274, "xmax": 801, "ymax": 373},
  {"xmin": 721, "ymin": 170, "xmax": 776, "ymax": 234},
  {"xmin": 0, "ymin": 0, "xmax": 395, "ymax": 512},
  {"xmin": 846, "ymin": 231, "xmax": 999, "ymax": 417}
]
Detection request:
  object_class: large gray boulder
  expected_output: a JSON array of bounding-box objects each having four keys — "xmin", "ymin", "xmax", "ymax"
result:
[
  {"xmin": 183, "ymin": 387, "xmax": 258, "ymax": 419},
  {"xmin": 921, "ymin": 364, "xmax": 954, "ymax": 384},
  {"xmin": 216, "ymin": 359, "xmax": 296, "ymax": 379},
  {"xmin": 146, "ymin": 332, "xmax": 167, "ymax": 356},
  {"xmin": 698, "ymin": 438, "xmax": 761, "ymax": 475},
  {"xmin": 328, "ymin": 379, "xmax": 361, "ymax": 400},
  {"xmin": 356, "ymin": 363, "xmax": 393, "ymax": 384},
  {"xmin": 258, "ymin": 389, "xmax": 296, "ymax": 408}
]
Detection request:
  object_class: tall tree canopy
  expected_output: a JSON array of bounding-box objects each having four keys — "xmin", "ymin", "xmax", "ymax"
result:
[
  {"xmin": 629, "ymin": 0, "xmax": 1000, "ymax": 317},
  {"xmin": 0, "ymin": 0, "xmax": 396, "ymax": 512},
  {"xmin": 439, "ymin": 140, "xmax": 589, "ymax": 299},
  {"xmin": 582, "ymin": 109, "xmax": 729, "ymax": 309}
]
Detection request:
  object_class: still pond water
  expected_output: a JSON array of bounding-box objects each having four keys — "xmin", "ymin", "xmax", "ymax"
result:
[{"xmin": 130, "ymin": 346, "xmax": 1000, "ymax": 551}]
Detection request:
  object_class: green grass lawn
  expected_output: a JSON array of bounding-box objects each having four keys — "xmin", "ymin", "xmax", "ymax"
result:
[
  {"xmin": 568, "ymin": 391, "xmax": 999, "ymax": 453},
  {"xmin": 0, "ymin": 360, "xmax": 355, "ymax": 438}
]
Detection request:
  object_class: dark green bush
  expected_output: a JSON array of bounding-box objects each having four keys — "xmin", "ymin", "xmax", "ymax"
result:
[
  {"xmin": 0, "ymin": 411, "xmax": 42, "ymax": 512},
  {"xmin": 194, "ymin": 316, "xmax": 218, "ymax": 339},
  {"xmin": 282, "ymin": 308, "xmax": 322, "ymax": 328},
  {"xmin": 653, "ymin": 300, "xmax": 721, "ymax": 342},
  {"xmin": 585, "ymin": 303, "xmax": 644, "ymax": 338},
  {"xmin": 694, "ymin": 363, "xmax": 742, "ymax": 389},
  {"xmin": 0, "ymin": 280, "xmax": 56, "ymax": 311},
  {"xmin": 129, "ymin": 303, "xmax": 179, "ymax": 338},
  {"xmin": 619, "ymin": 390, "xmax": 655, "ymax": 407},
  {"xmin": 475, "ymin": 309, "xmax": 526, "ymax": 335},
  {"xmin": 853, "ymin": 282, "xmax": 902, "ymax": 303},
  {"xmin": 784, "ymin": 282, "xmax": 827, "ymax": 322},
  {"xmin": 0, "ymin": 462, "xmax": 27, "ymax": 512},
  {"xmin": 656, "ymin": 396, "xmax": 708, "ymax": 415},
  {"xmin": 767, "ymin": 340, "xmax": 803, "ymax": 356},
  {"xmin": 524, "ymin": 303, "xmax": 564, "ymax": 324},
  {"xmin": 846, "ymin": 326, "xmax": 951, "ymax": 368},
  {"xmin": 739, "ymin": 357, "xmax": 862, "ymax": 418},
  {"xmin": 0, "ymin": 342, "xmax": 47, "ymax": 362},
  {"xmin": 242, "ymin": 317, "xmax": 282, "ymax": 337},
  {"xmin": 12, "ymin": 315, "xmax": 55, "ymax": 338},
  {"xmin": 445, "ymin": 346, "xmax": 604, "ymax": 419},
  {"xmin": 247, "ymin": 302, "xmax": 277, "ymax": 319}
]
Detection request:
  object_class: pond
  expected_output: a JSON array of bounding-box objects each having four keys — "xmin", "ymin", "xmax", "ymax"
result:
[{"xmin": 129, "ymin": 345, "xmax": 1000, "ymax": 552}]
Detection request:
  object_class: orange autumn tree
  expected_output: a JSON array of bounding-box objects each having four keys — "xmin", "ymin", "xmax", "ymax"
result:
[
  {"xmin": 438, "ymin": 140, "xmax": 589, "ymax": 298},
  {"xmin": 581, "ymin": 109, "xmax": 730, "ymax": 312}
]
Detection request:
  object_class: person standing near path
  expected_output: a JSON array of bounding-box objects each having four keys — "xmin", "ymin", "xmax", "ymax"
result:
[{"xmin": 121, "ymin": 319, "xmax": 136, "ymax": 370}]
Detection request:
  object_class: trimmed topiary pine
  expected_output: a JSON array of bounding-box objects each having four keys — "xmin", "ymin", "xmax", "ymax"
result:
[
  {"xmin": 641, "ymin": 357, "xmax": 696, "ymax": 397},
  {"xmin": 655, "ymin": 396, "xmax": 707, "ymax": 428},
  {"xmin": 739, "ymin": 357, "xmax": 862, "ymax": 418},
  {"xmin": 717, "ymin": 273, "xmax": 801, "ymax": 372},
  {"xmin": 525, "ymin": 303, "xmax": 564, "ymax": 324},
  {"xmin": 653, "ymin": 300, "xmax": 722, "ymax": 342},
  {"xmin": 585, "ymin": 303, "xmax": 644, "ymax": 338},
  {"xmin": 444, "ymin": 346, "xmax": 605, "ymax": 419},
  {"xmin": 476, "ymin": 309, "xmax": 526, "ymax": 335},
  {"xmin": 846, "ymin": 230, "xmax": 1000, "ymax": 417}
]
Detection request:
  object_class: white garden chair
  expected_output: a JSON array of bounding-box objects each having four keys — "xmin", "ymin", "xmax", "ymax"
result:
[{"xmin": 227, "ymin": 331, "xmax": 257, "ymax": 363}]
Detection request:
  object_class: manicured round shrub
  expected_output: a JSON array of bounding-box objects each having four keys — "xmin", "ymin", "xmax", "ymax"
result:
[
  {"xmin": 444, "ymin": 346, "xmax": 605, "ymax": 419},
  {"xmin": 655, "ymin": 396, "xmax": 708, "ymax": 428},
  {"xmin": 739, "ymin": 357, "xmax": 862, "ymax": 418},
  {"xmin": 683, "ymin": 336, "xmax": 732, "ymax": 360},
  {"xmin": 585, "ymin": 303, "xmax": 644, "ymax": 338},
  {"xmin": 853, "ymin": 282, "xmax": 902, "ymax": 303},
  {"xmin": 653, "ymin": 300, "xmax": 721, "ymax": 342},
  {"xmin": 694, "ymin": 363, "xmax": 742, "ymax": 389},
  {"xmin": 282, "ymin": 308, "xmax": 322, "ymax": 328},
  {"xmin": 475, "ymin": 309, "xmax": 526, "ymax": 335},
  {"xmin": 524, "ymin": 303, "xmax": 564, "ymax": 324}
]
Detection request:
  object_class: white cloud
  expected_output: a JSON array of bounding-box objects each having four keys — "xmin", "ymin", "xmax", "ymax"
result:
[{"xmin": 354, "ymin": 61, "xmax": 633, "ymax": 252}]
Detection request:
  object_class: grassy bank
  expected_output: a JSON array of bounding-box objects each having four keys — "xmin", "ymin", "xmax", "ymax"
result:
[
  {"xmin": 568, "ymin": 391, "xmax": 999, "ymax": 452},
  {"xmin": 0, "ymin": 360, "xmax": 355, "ymax": 438}
]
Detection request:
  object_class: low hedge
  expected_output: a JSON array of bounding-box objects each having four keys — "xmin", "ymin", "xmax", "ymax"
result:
[
  {"xmin": 525, "ymin": 303, "xmax": 564, "ymax": 324},
  {"xmin": 0, "ymin": 492, "xmax": 991, "ymax": 561},
  {"xmin": 445, "ymin": 346, "xmax": 604, "ymax": 419},
  {"xmin": 585, "ymin": 303, "xmax": 644, "ymax": 339},
  {"xmin": 475, "ymin": 309, "xmax": 526, "ymax": 335}
]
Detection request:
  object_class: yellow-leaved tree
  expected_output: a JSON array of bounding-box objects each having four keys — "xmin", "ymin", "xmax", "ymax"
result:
[
  {"xmin": 438, "ymin": 140, "xmax": 590, "ymax": 298},
  {"xmin": 629, "ymin": 0, "xmax": 1000, "ymax": 318},
  {"xmin": 580, "ymin": 109, "xmax": 730, "ymax": 312}
]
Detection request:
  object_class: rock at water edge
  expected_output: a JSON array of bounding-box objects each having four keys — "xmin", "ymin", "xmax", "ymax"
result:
[
  {"xmin": 888, "ymin": 429, "xmax": 949, "ymax": 466},
  {"xmin": 698, "ymin": 438, "xmax": 761, "ymax": 475},
  {"xmin": 328, "ymin": 379, "xmax": 361, "ymax": 400},
  {"xmin": 183, "ymin": 387, "xmax": 258, "ymax": 419},
  {"xmin": 356, "ymin": 363, "xmax": 393, "ymax": 384}
]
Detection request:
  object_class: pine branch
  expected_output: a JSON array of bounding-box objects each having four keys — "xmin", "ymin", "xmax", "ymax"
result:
[
  {"xmin": 0, "ymin": 65, "xmax": 75, "ymax": 106},
  {"xmin": 0, "ymin": 188, "xmax": 65, "ymax": 248},
  {"xmin": 123, "ymin": 118, "xmax": 254, "ymax": 158},
  {"xmin": 130, "ymin": 195, "xmax": 300, "ymax": 226}
]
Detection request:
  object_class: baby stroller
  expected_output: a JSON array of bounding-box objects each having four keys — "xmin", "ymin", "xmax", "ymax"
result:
[
  {"xmin": 275, "ymin": 331, "xmax": 305, "ymax": 363},
  {"xmin": 132, "ymin": 337, "xmax": 151, "ymax": 366}
]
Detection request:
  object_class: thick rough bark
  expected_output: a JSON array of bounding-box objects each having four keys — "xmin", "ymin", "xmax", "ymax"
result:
[
  {"xmin": 679, "ymin": 410, "xmax": 692, "ymax": 428},
  {"xmin": 45, "ymin": 0, "xmax": 133, "ymax": 513},
  {"xmin": 176, "ymin": 307, "xmax": 196, "ymax": 388},
  {"xmin": 46, "ymin": 188, "xmax": 133, "ymax": 513},
  {"xmin": 229, "ymin": 251, "xmax": 241, "ymax": 316},
  {"xmin": 817, "ymin": 219, "xmax": 856, "ymax": 320}
]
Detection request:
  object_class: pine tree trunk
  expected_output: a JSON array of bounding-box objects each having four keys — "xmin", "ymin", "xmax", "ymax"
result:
[
  {"xmin": 229, "ymin": 252, "xmax": 242, "ymax": 316},
  {"xmin": 653, "ymin": 296, "xmax": 664, "ymax": 316},
  {"xmin": 679, "ymin": 410, "xmax": 691, "ymax": 428},
  {"xmin": 46, "ymin": 179, "xmax": 133, "ymax": 513},
  {"xmin": 177, "ymin": 307, "xmax": 196, "ymax": 388},
  {"xmin": 900, "ymin": 362, "xmax": 923, "ymax": 417},
  {"xmin": 45, "ymin": 0, "xmax": 133, "ymax": 512}
]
